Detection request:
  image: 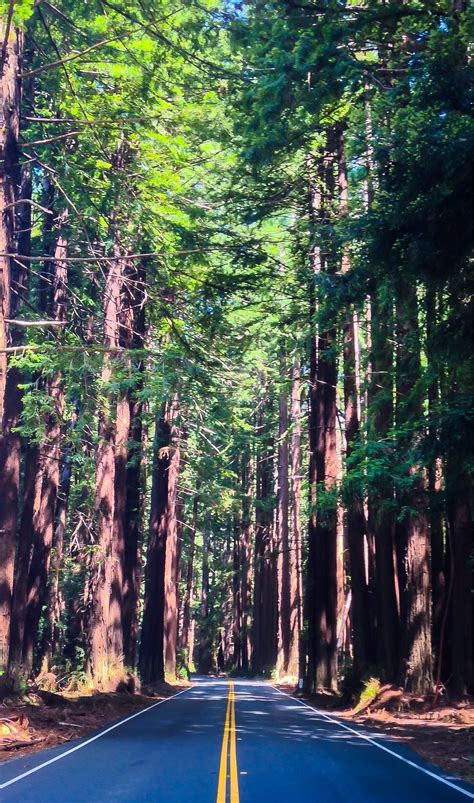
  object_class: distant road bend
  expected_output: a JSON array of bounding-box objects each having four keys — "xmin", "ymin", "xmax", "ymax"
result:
[{"xmin": 0, "ymin": 678, "xmax": 472, "ymax": 802}]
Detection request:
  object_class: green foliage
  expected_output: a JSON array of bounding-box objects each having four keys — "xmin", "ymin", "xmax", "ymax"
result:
[
  {"xmin": 0, "ymin": 0, "xmax": 35, "ymax": 26},
  {"xmin": 8, "ymin": 0, "xmax": 471, "ymax": 690},
  {"xmin": 360, "ymin": 676, "xmax": 381, "ymax": 704}
]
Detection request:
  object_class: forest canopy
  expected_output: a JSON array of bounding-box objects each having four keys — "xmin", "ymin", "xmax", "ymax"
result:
[{"xmin": 0, "ymin": 0, "xmax": 472, "ymax": 699}]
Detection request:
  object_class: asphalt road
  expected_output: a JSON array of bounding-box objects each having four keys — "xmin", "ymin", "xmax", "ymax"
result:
[{"xmin": 0, "ymin": 678, "xmax": 472, "ymax": 802}]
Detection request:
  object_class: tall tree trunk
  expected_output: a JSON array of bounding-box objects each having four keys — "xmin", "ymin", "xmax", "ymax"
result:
[
  {"xmin": 41, "ymin": 444, "xmax": 72, "ymax": 669},
  {"xmin": 23, "ymin": 212, "xmax": 68, "ymax": 672},
  {"xmin": 448, "ymin": 469, "xmax": 473, "ymax": 693},
  {"xmin": 139, "ymin": 406, "xmax": 169, "ymax": 684},
  {"xmin": 7, "ymin": 444, "xmax": 38, "ymax": 683},
  {"xmin": 368, "ymin": 286, "xmax": 400, "ymax": 680},
  {"xmin": 163, "ymin": 398, "xmax": 180, "ymax": 678},
  {"xmin": 288, "ymin": 360, "xmax": 302, "ymax": 678},
  {"xmin": 198, "ymin": 516, "xmax": 212, "ymax": 673},
  {"xmin": 308, "ymin": 325, "xmax": 338, "ymax": 691},
  {"xmin": 241, "ymin": 446, "xmax": 253, "ymax": 672},
  {"xmin": 10, "ymin": 181, "xmax": 53, "ymax": 674},
  {"xmin": 426, "ymin": 288, "xmax": 445, "ymax": 673},
  {"xmin": 62, "ymin": 434, "xmax": 92, "ymax": 666},
  {"xmin": 0, "ymin": 23, "xmax": 23, "ymax": 670},
  {"xmin": 344, "ymin": 310, "xmax": 373, "ymax": 676},
  {"xmin": 111, "ymin": 390, "xmax": 129, "ymax": 664},
  {"xmin": 175, "ymin": 489, "xmax": 184, "ymax": 647},
  {"xmin": 336, "ymin": 126, "xmax": 373, "ymax": 676},
  {"xmin": 252, "ymin": 402, "xmax": 277, "ymax": 676},
  {"xmin": 122, "ymin": 262, "xmax": 146, "ymax": 668},
  {"xmin": 0, "ymin": 368, "xmax": 22, "ymax": 671},
  {"xmin": 175, "ymin": 429, "xmax": 188, "ymax": 646},
  {"xmin": 232, "ymin": 493, "xmax": 243, "ymax": 671},
  {"xmin": 276, "ymin": 380, "xmax": 291, "ymax": 675},
  {"xmin": 111, "ymin": 258, "xmax": 139, "ymax": 667},
  {"xmin": 181, "ymin": 493, "xmax": 198, "ymax": 666},
  {"xmin": 395, "ymin": 279, "xmax": 432, "ymax": 693},
  {"xmin": 222, "ymin": 527, "xmax": 234, "ymax": 670},
  {"xmin": 122, "ymin": 403, "xmax": 144, "ymax": 669},
  {"xmin": 139, "ymin": 399, "xmax": 180, "ymax": 683},
  {"xmin": 306, "ymin": 147, "xmax": 338, "ymax": 692},
  {"xmin": 187, "ymin": 586, "xmax": 196, "ymax": 671},
  {"xmin": 6, "ymin": 163, "xmax": 33, "ymax": 671},
  {"xmin": 86, "ymin": 243, "xmax": 124, "ymax": 686},
  {"xmin": 403, "ymin": 472, "xmax": 432, "ymax": 693},
  {"xmin": 0, "ymin": 21, "xmax": 21, "ymax": 425}
]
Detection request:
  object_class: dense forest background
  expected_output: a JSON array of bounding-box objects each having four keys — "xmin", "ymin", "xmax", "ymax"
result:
[{"xmin": 0, "ymin": 0, "xmax": 472, "ymax": 701}]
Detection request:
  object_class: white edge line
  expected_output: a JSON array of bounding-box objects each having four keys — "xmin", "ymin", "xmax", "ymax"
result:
[
  {"xmin": 271, "ymin": 684, "xmax": 474, "ymax": 800},
  {"xmin": 0, "ymin": 684, "xmax": 194, "ymax": 790}
]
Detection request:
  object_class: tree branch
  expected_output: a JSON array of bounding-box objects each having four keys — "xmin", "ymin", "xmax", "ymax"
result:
[
  {"xmin": 0, "ymin": 0, "xmax": 15, "ymax": 76},
  {"xmin": 5, "ymin": 319, "xmax": 66, "ymax": 327},
  {"xmin": 21, "ymin": 19, "xmax": 158, "ymax": 79}
]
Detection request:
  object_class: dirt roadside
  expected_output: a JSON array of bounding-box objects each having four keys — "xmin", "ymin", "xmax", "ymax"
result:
[
  {"xmin": 274, "ymin": 682, "xmax": 474, "ymax": 787},
  {"xmin": 0, "ymin": 681, "xmax": 190, "ymax": 765}
]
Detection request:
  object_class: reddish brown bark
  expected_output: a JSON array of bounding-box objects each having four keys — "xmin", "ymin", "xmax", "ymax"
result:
[
  {"xmin": 395, "ymin": 280, "xmax": 432, "ymax": 693},
  {"xmin": 0, "ymin": 23, "xmax": 23, "ymax": 670},
  {"xmin": 0, "ymin": 369, "xmax": 22, "ymax": 670},
  {"xmin": 0, "ymin": 168, "xmax": 32, "ymax": 664},
  {"xmin": 426, "ymin": 288, "xmax": 445, "ymax": 669},
  {"xmin": 23, "ymin": 213, "xmax": 67, "ymax": 669},
  {"xmin": 181, "ymin": 493, "xmax": 198, "ymax": 664},
  {"xmin": 198, "ymin": 516, "xmax": 212, "ymax": 673},
  {"xmin": 111, "ymin": 257, "xmax": 139, "ymax": 666},
  {"xmin": 122, "ymin": 262, "xmax": 146, "ymax": 668},
  {"xmin": 122, "ymin": 409, "xmax": 144, "ymax": 668},
  {"xmin": 252, "ymin": 403, "xmax": 277, "ymax": 676},
  {"xmin": 307, "ymin": 324, "xmax": 338, "ymax": 691},
  {"xmin": 276, "ymin": 381, "xmax": 291, "ymax": 675},
  {"xmin": 23, "ymin": 213, "xmax": 68, "ymax": 672},
  {"xmin": 240, "ymin": 446, "xmax": 253, "ymax": 672},
  {"xmin": 10, "ymin": 181, "xmax": 55, "ymax": 673},
  {"xmin": 343, "ymin": 311, "xmax": 373, "ymax": 675},
  {"xmin": 174, "ymin": 431, "xmax": 188, "ymax": 641},
  {"xmin": 111, "ymin": 390, "xmax": 129, "ymax": 661},
  {"xmin": 306, "ymin": 149, "xmax": 338, "ymax": 692},
  {"xmin": 429, "ymin": 454, "xmax": 445, "ymax": 670},
  {"xmin": 7, "ymin": 444, "xmax": 38, "ymax": 680},
  {"xmin": 368, "ymin": 288, "xmax": 400, "ymax": 680},
  {"xmin": 0, "ymin": 23, "xmax": 21, "ymax": 425},
  {"xmin": 175, "ymin": 492, "xmax": 184, "ymax": 644},
  {"xmin": 404, "ymin": 472, "xmax": 432, "ymax": 693},
  {"xmin": 448, "ymin": 470, "xmax": 473, "ymax": 693},
  {"xmin": 336, "ymin": 129, "xmax": 373, "ymax": 675},
  {"xmin": 86, "ymin": 244, "xmax": 124, "ymax": 685},
  {"xmin": 163, "ymin": 399, "xmax": 180, "ymax": 677},
  {"xmin": 288, "ymin": 361, "xmax": 302, "ymax": 678},
  {"xmin": 139, "ymin": 399, "xmax": 180, "ymax": 683},
  {"xmin": 41, "ymin": 446, "xmax": 72, "ymax": 669},
  {"xmin": 221, "ymin": 529, "xmax": 234, "ymax": 671},
  {"xmin": 232, "ymin": 488, "xmax": 243, "ymax": 670}
]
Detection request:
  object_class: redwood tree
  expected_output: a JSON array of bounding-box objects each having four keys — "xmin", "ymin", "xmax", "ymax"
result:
[
  {"xmin": 139, "ymin": 398, "xmax": 180, "ymax": 683},
  {"xmin": 0, "ymin": 20, "xmax": 23, "ymax": 670}
]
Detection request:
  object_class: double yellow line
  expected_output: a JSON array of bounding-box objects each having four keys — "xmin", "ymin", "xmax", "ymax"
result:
[{"xmin": 216, "ymin": 682, "xmax": 240, "ymax": 803}]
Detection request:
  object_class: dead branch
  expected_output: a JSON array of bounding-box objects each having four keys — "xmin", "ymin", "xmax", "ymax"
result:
[{"xmin": 5, "ymin": 319, "xmax": 66, "ymax": 328}]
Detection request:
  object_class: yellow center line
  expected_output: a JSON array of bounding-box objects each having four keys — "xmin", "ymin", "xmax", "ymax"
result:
[
  {"xmin": 216, "ymin": 684, "xmax": 231, "ymax": 803},
  {"xmin": 229, "ymin": 684, "xmax": 239, "ymax": 803},
  {"xmin": 216, "ymin": 682, "xmax": 240, "ymax": 803}
]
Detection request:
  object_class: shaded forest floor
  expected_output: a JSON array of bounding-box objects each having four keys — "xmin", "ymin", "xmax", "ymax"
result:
[
  {"xmin": 0, "ymin": 680, "xmax": 190, "ymax": 765},
  {"xmin": 274, "ymin": 682, "xmax": 474, "ymax": 786}
]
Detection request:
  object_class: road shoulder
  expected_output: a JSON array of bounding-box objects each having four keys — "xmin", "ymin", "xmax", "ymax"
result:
[
  {"xmin": 272, "ymin": 681, "xmax": 474, "ymax": 788},
  {"xmin": 0, "ymin": 681, "xmax": 191, "ymax": 766}
]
